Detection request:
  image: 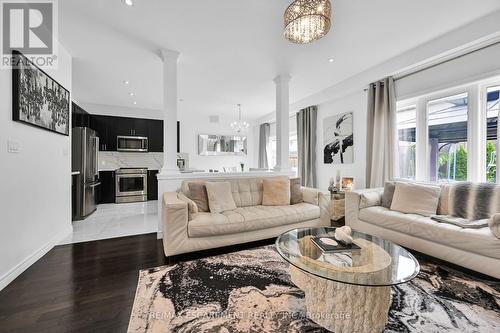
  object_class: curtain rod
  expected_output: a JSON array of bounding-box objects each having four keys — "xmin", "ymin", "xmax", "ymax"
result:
[{"xmin": 364, "ymin": 39, "xmax": 500, "ymax": 91}]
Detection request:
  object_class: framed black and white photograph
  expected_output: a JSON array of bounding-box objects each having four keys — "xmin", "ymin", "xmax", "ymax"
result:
[
  {"xmin": 12, "ymin": 50, "xmax": 70, "ymax": 136},
  {"xmin": 323, "ymin": 112, "xmax": 354, "ymax": 164}
]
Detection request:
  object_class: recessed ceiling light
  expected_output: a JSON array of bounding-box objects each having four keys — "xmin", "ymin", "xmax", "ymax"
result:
[
  {"xmin": 179, "ymin": 98, "xmax": 184, "ymax": 102},
  {"xmin": 123, "ymin": 80, "xmax": 129, "ymax": 85},
  {"xmin": 133, "ymin": 101, "xmax": 137, "ymax": 105},
  {"xmin": 328, "ymin": 58, "xmax": 334, "ymax": 63},
  {"xmin": 124, "ymin": 0, "xmax": 134, "ymax": 6},
  {"xmin": 129, "ymin": 92, "xmax": 134, "ymax": 96}
]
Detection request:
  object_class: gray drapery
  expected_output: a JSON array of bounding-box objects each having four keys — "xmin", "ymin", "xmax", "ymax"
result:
[
  {"xmin": 258, "ymin": 123, "xmax": 270, "ymax": 169},
  {"xmin": 366, "ymin": 77, "xmax": 397, "ymax": 188},
  {"xmin": 296, "ymin": 106, "xmax": 317, "ymax": 187}
]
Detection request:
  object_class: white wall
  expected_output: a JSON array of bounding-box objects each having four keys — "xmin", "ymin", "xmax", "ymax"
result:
[
  {"xmin": 316, "ymin": 91, "xmax": 368, "ymax": 191},
  {"xmin": 80, "ymin": 102, "xmax": 162, "ymax": 120},
  {"xmin": 0, "ymin": 46, "xmax": 73, "ymax": 290}
]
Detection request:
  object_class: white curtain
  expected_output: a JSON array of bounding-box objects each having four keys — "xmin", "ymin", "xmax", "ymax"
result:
[
  {"xmin": 297, "ymin": 106, "xmax": 317, "ymax": 187},
  {"xmin": 258, "ymin": 123, "xmax": 270, "ymax": 169},
  {"xmin": 366, "ymin": 77, "xmax": 398, "ymax": 188}
]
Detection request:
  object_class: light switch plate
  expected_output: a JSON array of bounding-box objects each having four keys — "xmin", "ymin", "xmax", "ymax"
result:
[{"xmin": 7, "ymin": 140, "xmax": 20, "ymax": 153}]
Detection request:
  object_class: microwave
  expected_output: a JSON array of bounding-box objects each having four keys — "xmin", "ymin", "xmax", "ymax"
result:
[{"xmin": 117, "ymin": 136, "xmax": 148, "ymax": 152}]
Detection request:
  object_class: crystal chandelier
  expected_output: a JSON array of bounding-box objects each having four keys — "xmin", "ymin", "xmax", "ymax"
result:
[
  {"xmin": 284, "ymin": 0, "xmax": 332, "ymax": 44},
  {"xmin": 230, "ymin": 104, "xmax": 249, "ymax": 133}
]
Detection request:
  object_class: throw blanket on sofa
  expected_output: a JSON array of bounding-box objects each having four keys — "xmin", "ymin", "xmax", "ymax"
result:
[
  {"xmin": 448, "ymin": 182, "xmax": 500, "ymax": 220},
  {"xmin": 430, "ymin": 215, "xmax": 489, "ymax": 229}
]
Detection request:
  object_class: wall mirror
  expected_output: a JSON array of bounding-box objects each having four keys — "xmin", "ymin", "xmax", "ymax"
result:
[{"xmin": 198, "ymin": 135, "xmax": 247, "ymax": 156}]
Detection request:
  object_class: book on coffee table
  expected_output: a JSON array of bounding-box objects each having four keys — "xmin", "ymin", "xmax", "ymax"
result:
[{"xmin": 311, "ymin": 236, "xmax": 361, "ymax": 253}]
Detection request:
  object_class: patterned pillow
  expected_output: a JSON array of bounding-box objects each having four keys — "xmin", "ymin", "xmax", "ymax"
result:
[
  {"xmin": 290, "ymin": 178, "xmax": 303, "ymax": 204},
  {"xmin": 187, "ymin": 182, "xmax": 209, "ymax": 212}
]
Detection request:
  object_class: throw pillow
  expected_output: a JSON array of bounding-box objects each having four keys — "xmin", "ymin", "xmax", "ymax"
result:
[
  {"xmin": 489, "ymin": 213, "xmax": 500, "ymax": 239},
  {"xmin": 187, "ymin": 182, "xmax": 209, "ymax": 212},
  {"xmin": 262, "ymin": 177, "xmax": 291, "ymax": 206},
  {"xmin": 177, "ymin": 191, "xmax": 198, "ymax": 219},
  {"xmin": 290, "ymin": 177, "xmax": 303, "ymax": 204},
  {"xmin": 205, "ymin": 181, "xmax": 237, "ymax": 213},
  {"xmin": 381, "ymin": 181, "xmax": 395, "ymax": 209},
  {"xmin": 359, "ymin": 190, "xmax": 382, "ymax": 209},
  {"xmin": 390, "ymin": 182, "xmax": 441, "ymax": 217}
]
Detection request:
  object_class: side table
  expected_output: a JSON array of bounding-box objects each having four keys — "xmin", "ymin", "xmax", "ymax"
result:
[{"xmin": 330, "ymin": 191, "xmax": 345, "ymax": 227}]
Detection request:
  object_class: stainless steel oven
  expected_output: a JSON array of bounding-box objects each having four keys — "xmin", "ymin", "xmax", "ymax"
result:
[
  {"xmin": 115, "ymin": 168, "xmax": 148, "ymax": 203},
  {"xmin": 117, "ymin": 136, "xmax": 148, "ymax": 152}
]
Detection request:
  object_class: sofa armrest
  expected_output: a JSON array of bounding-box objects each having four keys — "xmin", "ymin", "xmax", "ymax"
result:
[
  {"xmin": 302, "ymin": 187, "xmax": 324, "ymax": 205},
  {"xmin": 345, "ymin": 188, "xmax": 383, "ymax": 225},
  {"xmin": 301, "ymin": 187, "xmax": 331, "ymax": 226},
  {"xmin": 162, "ymin": 192, "xmax": 189, "ymax": 256}
]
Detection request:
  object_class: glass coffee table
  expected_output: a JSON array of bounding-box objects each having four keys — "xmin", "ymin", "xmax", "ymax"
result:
[{"xmin": 276, "ymin": 227, "xmax": 420, "ymax": 333}]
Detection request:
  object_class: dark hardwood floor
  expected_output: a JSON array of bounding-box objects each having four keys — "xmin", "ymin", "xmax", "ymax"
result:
[{"xmin": 0, "ymin": 233, "xmax": 274, "ymax": 333}]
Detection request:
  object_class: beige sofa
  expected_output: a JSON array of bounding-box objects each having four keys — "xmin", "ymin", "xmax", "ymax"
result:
[
  {"xmin": 346, "ymin": 188, "xmax": 500, "ymax": 279},
  {"xmin": 162, "ymin": 177, "xmax": 331, "ymax": 257}
]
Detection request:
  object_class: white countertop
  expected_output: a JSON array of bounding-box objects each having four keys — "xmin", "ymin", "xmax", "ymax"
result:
[{"xmin": 71, "ymin": 171, "xmax": 80, "ymax": 175}]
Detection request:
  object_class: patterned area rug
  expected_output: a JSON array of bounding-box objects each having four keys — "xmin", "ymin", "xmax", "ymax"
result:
[{"xmin": 128, "ymin": 246, "xmax": 500, "ymax": 333}]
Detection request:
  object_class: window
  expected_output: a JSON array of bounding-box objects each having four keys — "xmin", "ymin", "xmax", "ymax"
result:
[
  {"xmin": 268, "ymin": 134, "xmax": 298, "ymax": 175},
  {"xmin": 396, "ymin": 77, "xmax": 500, "ymax": 183},
  {"xmin": 396, "ymin": 105, "xmax": 416, "ymax": 179},
  {"xmin": 486, "ymin": 86, "xmax": 500, "ymax": 183},
  {"xmin": 427, "ymin": 92, "xmax": 468, "ymax": 182}
]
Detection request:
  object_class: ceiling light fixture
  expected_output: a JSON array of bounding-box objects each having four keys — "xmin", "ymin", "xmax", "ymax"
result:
[
  {"xmin": 129, "ymin": 92, "xmax": 134, "ymax": 96},
  {"xmin": 230, "ymin": 104, "xmax": 249, "ymax": 133},
  {"xmin": 284, "ymin": 0, "xmax": 332, "ymax": 44},
  {"xmin": 328, "ymin": 58, "xmax": 334, "ymax": 62},
  {"xmin": 133, "ymin": 101, "xmax": 137, "ymax": 105},
  {"xmin": 123, "ymin": 80, "xmax": 129, "ymax": 85},
  {"xmin": 124, "ymin": 0, "xmax": 134, "ymax": 6}
]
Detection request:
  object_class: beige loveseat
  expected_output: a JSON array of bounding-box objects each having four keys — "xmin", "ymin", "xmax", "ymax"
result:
[
  {"xmin": 162, "ymin": 177, "xmax": 331, "ymax": 257},
  {"xmin": 346, "ymin": 186, "xmax": 500, "ymax": 279}
]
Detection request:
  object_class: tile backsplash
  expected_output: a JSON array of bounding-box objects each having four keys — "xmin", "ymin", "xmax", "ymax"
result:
[{"xmin": 98, "ymin": 152, "xmax": 163, "ymax": 171}]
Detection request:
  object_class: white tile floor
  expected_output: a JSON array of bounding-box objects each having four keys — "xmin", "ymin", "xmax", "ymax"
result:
[{"xmin": 59, "ymin": 201, "xmax": 159, "ymax": 244}]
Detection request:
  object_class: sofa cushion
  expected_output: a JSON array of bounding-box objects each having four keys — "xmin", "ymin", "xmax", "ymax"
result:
[
  {"xmin": 390, "ymin": 182, "xmax": 441, "ymax": 217},
  {"xmin": 188, "ymin": 203, "xmax": 320, "ymax": 238},
  {"xmin": 359, "ymin": 206, "xmax": 500, "ymax": 260},
  {"xmin": 188, "ymin": 210, "xmax": 245, "ymax": 237},
  {"xmin": 359, "ymin": 206, "xmax": 418, "ymax": 234},
  {"xmin": 262, "ymin": 177, "xmax": 290, "ymax": 206},
  {"xmin": 205, "ymin": 181, "xmax": 237, "ymax": 213},
  {"xmin": 411, "ymin": 215, "xmax": 500, "ymax": 260},
  {"xmin": 237, "ymin": 203, "xmax": 320, "ymax": 232},
  {"xmin": 182, "ymin": 178, "xmax": 263, "ymax": 207}
]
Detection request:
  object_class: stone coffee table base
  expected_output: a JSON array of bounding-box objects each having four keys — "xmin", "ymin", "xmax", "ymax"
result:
[{"xmin": 290, "ymin": 265, "xmax": 391, "ymax": 333}]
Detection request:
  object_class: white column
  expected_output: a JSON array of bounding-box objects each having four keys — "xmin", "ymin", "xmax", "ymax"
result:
[
  {"xmin": 273, "ymin": 74, "xmax": 291, "ymax": 171},
  {"xmin": 160, "ymin": 49, "xmax": 180, "ymax": 175}
]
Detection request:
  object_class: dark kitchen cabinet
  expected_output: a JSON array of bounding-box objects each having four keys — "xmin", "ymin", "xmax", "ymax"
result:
[
  {"xmin": 134, "ymin": 118, "xmax": 149, "ymax": 137},
  {"xmin": 98, "ymin": 171, "xmax": 115, "ymax": 204},
  {"xmin": 91, "ymin": 116, "xmax": 115, "ymax": 151},
  {"xmin": 148, "ymin": 120, "xmax": 163, "ymax": 152},
  {"xmin": 147, "ymin": 170, "xmax": 159, "ymax": 201},
  {"xmin": 89, "ymin": 115, "xmax": 175, "ymax": 153},
  {"xmin": 72, "ymin": 103, "xmax": 91, "ymax": 128}
]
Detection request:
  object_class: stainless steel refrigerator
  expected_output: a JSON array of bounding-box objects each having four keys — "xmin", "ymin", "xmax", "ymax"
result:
[{"xmin": 72, "ymin": 127, "xmax": 100, "ymax": 220}]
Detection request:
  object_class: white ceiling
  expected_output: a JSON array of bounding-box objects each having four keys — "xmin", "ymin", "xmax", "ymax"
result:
[{"xmin": 60, "ymin": 0, "xmax": 500, "ymax": 119}]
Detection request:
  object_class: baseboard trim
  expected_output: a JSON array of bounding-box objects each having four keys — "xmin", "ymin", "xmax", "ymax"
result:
[{"xmin": 0, "ymin": 224, "xmax": 73, "ymax": 291}]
